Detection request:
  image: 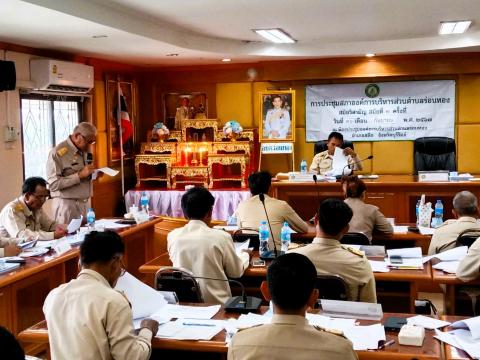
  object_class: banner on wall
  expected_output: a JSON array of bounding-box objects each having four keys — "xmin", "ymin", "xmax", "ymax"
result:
[{"xmin": 305, "ymin": 80, "xmax": 455, "ymax": 142}]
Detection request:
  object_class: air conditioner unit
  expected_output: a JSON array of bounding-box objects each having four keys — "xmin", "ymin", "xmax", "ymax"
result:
[{"xmin": 30, "ymin": 59, "xmax": 94, "ymax": 94}]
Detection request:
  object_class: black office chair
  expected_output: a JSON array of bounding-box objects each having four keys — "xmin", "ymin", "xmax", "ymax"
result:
[
  {"xmin": 315, "ymin": 274, "xmax": 348, "ymax": 301},
  {"xmin": 314, "ymin": 140, "xmax": 354, "ymax": 155},
  {"xmin": 154, "ymin": 267, "xmax": 203, "ymax": 303},
  {"xmin": 456, "ymin": 229, "xmax": 480, "ymax": 248},
  {"xmin": 340, "ymin": 232, "xmax": 370, "ymax": 245},
  {"xmin": 233, "ymin": 229, "xmax": 260, "ymax": 250},
  {"xmin": 414, "ymin": 137, "xmax": 456, "ymax": 174}
]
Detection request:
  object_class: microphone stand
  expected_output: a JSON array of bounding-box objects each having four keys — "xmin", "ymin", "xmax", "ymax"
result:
[
  {"xmin": 259, "ymin": 193, "xmax": 278, "ymax": 259},
  {"xmin": 338, "ymin": 155, "xmax": 374, "ymax": 180}
]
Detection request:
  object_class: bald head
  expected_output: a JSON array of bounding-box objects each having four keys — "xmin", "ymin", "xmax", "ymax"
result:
[
  {"xmin": 453, "ymin": 191, "xmax": 479, "ymax": 217},
  {"xmin": 71, "ymin": 122, "xmax": 97, "ymax": 152}
]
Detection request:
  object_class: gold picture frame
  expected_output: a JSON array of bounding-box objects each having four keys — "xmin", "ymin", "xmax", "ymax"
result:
[{"xmin": 259, "ymin": 90, "xmax": 295, "ymax": 142}]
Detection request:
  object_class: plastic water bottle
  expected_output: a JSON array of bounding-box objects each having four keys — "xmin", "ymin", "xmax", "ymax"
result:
[
  {"xmin": 280, "ymin": 221, "xmax": 291, "ymax": 253},
  {"xmin": 227, "ymin": 214, "xmax": 237, "ymax": 226},
  {"xmin": 300, "ymin": 160, "xmax": 307, "ymax": 174},
  {"xmin": 434, "ymin": 200, "xmax": 444, "ymax": 228},
  {"xmin": 415, "ymin": 200, "xmax": 421, "ymax": 226},
  {"xmin": 140, "ymin": 191, "xmax": 149, "ymax": 213},
  {"xmin": 259, "ymin": 220, "xmax": 270, "ymax": 256},
  {"xmin": 86, "ymin": 208, "xmax": 96, "ymax": 229}
]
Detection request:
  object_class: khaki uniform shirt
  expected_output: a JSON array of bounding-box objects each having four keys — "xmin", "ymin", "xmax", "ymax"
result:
[
  {"xmin": 428, "ymin": 216, "xmax": 480, "ymax": 255},
  {"xmin": 228, "ymin": 314, "xmax": 358, "ymax": 360},
  {"xmin": 344, "ymin": 198, "xmax": 393, "ymax": 241},
  {"xmin": 43, "ymin": 269, "xmax": 153, "ymax": 360},
  {"xmin": 309, "ymin": 150, "xmax": 362, "ymax": 175},
  {"xmin": 46, "ymin": 136, "xmax": 92, "ymax": 200},
  {"xmin": 0, "ymin": 197, "xmax": 56, "ymax": 240},
  {"xmin": 234, "ymin": 194, "xmax": 308, "ymax": 250},
  {"xmin": 456, "ymin": 238, "xmax": 480, "ymax": 281},
  {"xmin": 167, "ymin": 220, "xmax": 249, "ymax": 304},
  {"xmin": 289, "ymin": 237, "xmax": 377, "ymax": 303}
]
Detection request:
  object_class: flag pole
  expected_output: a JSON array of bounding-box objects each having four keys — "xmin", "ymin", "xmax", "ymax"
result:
[{"xmin": 116, "ymin": 77, "xmax": 125, "ymax": 198}]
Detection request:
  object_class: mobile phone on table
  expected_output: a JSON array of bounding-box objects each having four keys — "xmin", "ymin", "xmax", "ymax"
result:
[{"xmin": 252, "ymin": 259, "xmax": 266, "ymax": 267}]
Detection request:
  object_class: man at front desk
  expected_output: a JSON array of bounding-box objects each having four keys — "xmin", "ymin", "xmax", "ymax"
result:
[
  {"xmin": 0, "ymin": 177, "xmax": 67, "ymax": 240},
  {"xmin": 309, "ymin": 131, "xmax": 362, "ymax": 175}
]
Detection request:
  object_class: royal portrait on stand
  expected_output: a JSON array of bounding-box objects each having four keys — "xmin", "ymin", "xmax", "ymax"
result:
[{"xmin": 259, "ymin": 90, "xmax": 295, "ymax": 142}]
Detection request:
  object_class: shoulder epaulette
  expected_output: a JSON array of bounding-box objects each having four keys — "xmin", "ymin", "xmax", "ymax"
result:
[
  {"xmin": 57, "ymin": 147, "xmax": 68, "ymax": 157},
  {"xmin": 314, "ymin": 326, "xmax": 346, "ymax": 337},
  {"xmin": 341, "ymin": 245, "xmax": 365, "ymax": 257},
  {"xmin": 237, "ymin": 324, "xmax": 263, "ymax": 331},
  {"xmin": 12, "ymin": 202, "xmax": 24, "ymax": 213}
]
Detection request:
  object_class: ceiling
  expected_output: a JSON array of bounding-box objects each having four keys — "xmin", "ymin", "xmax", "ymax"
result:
[{"xmin": 1, "ymin": 0, "xmax": 480, "ymax": 67}]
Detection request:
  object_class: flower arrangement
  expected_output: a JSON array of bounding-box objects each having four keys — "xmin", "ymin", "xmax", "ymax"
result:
[
  {"xmin": 152, "ymin": 122, "xmax": 170, "ymax": 141},
  {"xmin": 223, "ymin": 120, "xmax": 243, "ymax": 140}
]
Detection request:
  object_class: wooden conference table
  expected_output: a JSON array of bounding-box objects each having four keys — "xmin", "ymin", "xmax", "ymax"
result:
[
  {"xmin": 18, "ymin": 308, "xmax": 442, "ymax": 360},
  {"xmin": 271, "ymin": 175, "xmax": 480, "ymax": 223},
  {"xmin": 0, "ymin": 217, "xmax": 161, "ymax": 336},
  {"xmin": 442, "ymin": 315, "xmax": 473, "ymax": 360},
  {"xmin": 139, "ymin": 251, "xmax": 432, "ymax": 313}
]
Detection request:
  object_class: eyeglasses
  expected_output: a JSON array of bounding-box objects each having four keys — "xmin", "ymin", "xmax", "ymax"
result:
[
  {"xmin": 31, "ymin": 192, "xmax": 50, "ymax": 201},
  {"xmin": 119, "ymin": 258, "xmax": 126, "ymax": 277},
  {"xmin": 80, "ymin": 134, "xmax": 96, "ymax": 145}
]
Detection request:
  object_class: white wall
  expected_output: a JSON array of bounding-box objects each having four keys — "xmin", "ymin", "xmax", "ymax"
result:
[{"xmin": 0, "ymin": 51, "xmax": 35, "ymax": 207}]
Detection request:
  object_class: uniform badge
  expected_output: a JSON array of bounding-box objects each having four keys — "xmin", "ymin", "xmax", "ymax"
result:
[
  {"xmin": 342, "ymin": 245, "xmax": 365, "ymax": 257},
  {"xmin": 57, "ymin": 147, "xmax": 68, "ymax": 157},
  {"xmin": 13, "ymin": 203, "xmax": 24, "ymax": 213}
]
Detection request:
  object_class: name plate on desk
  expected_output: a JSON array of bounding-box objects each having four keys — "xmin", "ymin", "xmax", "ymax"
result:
[{"xmin": 418, "ymin": 171, "xmax": 449, "ymax": 182}]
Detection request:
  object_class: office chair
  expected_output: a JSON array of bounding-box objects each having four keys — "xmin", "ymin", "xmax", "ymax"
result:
[
  {"xmin": 315, "ymin": 274, "xmax": 348, "ymax": 301},
  {"xmin": 456, "ymin": 229, "xmax": 480, "ymax": 248},
  {"xmin": 340, "ymin": 232, "xmax": 370, "ymax": 245},
  {"xmin": 414, "ymin": 137, "xmax": 456, "ymax": 174},
  {"xmin": 233, "ymin": 228, "xmax": 260, "ymax": 250},
  {"xmin": 154, "ymin": 267, "xmax": 203, "ymax": 303},
  {"xmin": 314, "ymin": 140, "xmax": 354, "ymax": 155}
]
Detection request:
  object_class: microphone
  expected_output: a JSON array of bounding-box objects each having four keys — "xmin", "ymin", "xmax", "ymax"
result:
[
  {"xmin": 340, "ymin": 155, "xmax": 374, "ymax": 178},
  {"xmin": 86, "ymin": 153, "xmax": 93, "ymax": 165},
  {"xmin": 168, "ymin": 271, "xmax": 262, "ymax": 313},
  {"xmin": 311, "ymin": 174, "xmax": 322, "ymax": 224},
  {"xmin": 258, "ymin": 193, "xmax": 279, "ymax": 259}
]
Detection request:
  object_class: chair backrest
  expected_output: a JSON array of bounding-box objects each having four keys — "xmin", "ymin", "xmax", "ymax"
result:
[
  {"xmin": 233, "ymin": 229, "xmax": 259, "ymax": 250},
  {"xmin": 340, "ymin": 232, "xmax": 370, "ymax": 245},
  {"xmin": 456, "ymin": 229, "xmax": 480, "ymax": 248},
  {"xmin": 315, "ymin": 274, "xmax": 348, "ymax": 301},
  {"xmin": 154, "ymin": 267, "xmax": 203, "ymax": 303},
  {"xmin": 314, "ymin": 140, "xmax": 354, "ymax": 155},
  {"xmin": 414, "ymin": 137, "xmax": 456, "ymax": 173}
]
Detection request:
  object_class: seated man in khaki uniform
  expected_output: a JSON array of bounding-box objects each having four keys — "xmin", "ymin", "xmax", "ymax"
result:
[
  {"xmin": 309, "ymin": 131, "xmax": 362, "ymax": 175},
  {"xmin": 456, "ymin": 237, "xmax": 480, "ymax": 281},
  {"xmin": 168, "ymin": 187, "xmax": 250, "ymax": 304},
  {"xmin": 428, "ymin": 191, "xmax": 480, "ymax": 255},
  {"xmin": 44, "ymin": 231, "xmax": 159, "ymax": 360},
  {"xmin": 0, "ymin": 177, "xmax": 66, "ymax": 240},
  {"xmin": 290, "ymin": 198, "xmax": 376, "ymax": 303},
  {"xmin": 228, "ymin": 253, "xmax": 357, "ymax": 360},
  {"xmin": 235, "ymin": 171, "xmax": 312, "ymax": 251}
]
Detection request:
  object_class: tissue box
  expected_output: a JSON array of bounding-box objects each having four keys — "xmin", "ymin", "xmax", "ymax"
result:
[{"xmin": 398, "ymin": 325, "xmax": 425, "ymax": 346}]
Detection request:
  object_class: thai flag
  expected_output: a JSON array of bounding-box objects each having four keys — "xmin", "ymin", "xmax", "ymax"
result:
[{"xmin": 119, "ymin": 88, "xmax": 134, "ymax": 144}]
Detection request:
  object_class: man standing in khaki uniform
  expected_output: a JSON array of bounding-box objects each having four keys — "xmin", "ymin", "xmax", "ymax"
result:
[
  {"xmin": 290, "ymin": 198, "xmax": 377, "ymax": 303},
  {"xmin": 0, "ymin": 177, "xmax": 66, "ymax": 240},
  {"xmin": 309, "ymin": 132, "xmax": 362, "ymax": 175},
  {"xmin": 428, "ymin": 191, "xmax": 480, "ymax": 255},
  {"xmin": 46, "ymin": 122, "xmax": 97, "ymax": 224},
  {"xmin": 457, "ymin": 237, "xmax": 480, "ymax": 281},
  {"xmin": 168, "ymin": 187, "xmax": 249, "ymax": 304},
  {"xmin": 228, "ymin": 253, "xmax": 358, "ymax": 360},
  {"xmin": 235, "ymin": 171, "xmax": 312, "ymax": 250}
]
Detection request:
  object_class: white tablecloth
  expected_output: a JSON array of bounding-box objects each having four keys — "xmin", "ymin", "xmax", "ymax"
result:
[{"xmin": 125, "ymin": 190, "xmax": 251, "ymax": 221}]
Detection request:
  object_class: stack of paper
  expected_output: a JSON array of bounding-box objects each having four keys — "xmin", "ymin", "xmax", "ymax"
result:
[
  {"xmin": 432, "ymin": 261, "xmax": 460, "ymax": 274},
  {"xmin": 393, "ymin": 225, "xmax": 409, "ymax": 234},
  {"xmin": 343, "ymin": 324, "xmax": 386, "ymax": 350},
  {"xmin": 418, "ymin": 226, "xmax": 435, "ymax": 235},
  {"xmin": 423, "ymin": 246, "xmax": 468, "ymax": 263},
  {"xmin": 0, "ymin": 262, "xmax": 20, "ymax": 274},
  {"xmin": 406, "ymin": 315, "xmax": 451, "ymax": 329},
  {"xmin": 156, "ymin": 319, "xmax": 224, "ymax": 340},
  {"xmin": 386, "ymin": 247, "xmax": 423, "ymax": 269},
  {"xmin": 368, "ymin": 260, "xmax": 390, "ymax": 273},
  {"xmin": 234, "ymin": 239, "xmax": 250, "ymax": 256},
  {"xmin": 435, "ymin": 316, "xmax": 480, "ymax": 359}
]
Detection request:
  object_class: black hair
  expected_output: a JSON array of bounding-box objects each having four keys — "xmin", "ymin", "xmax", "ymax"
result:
[
  {"xmin": 181, "ymin": 187, "xmax": 215, "ymax": 219},
  {"xmin": 0, "ymin": 326, "xmax": 25, "ymax": 360},
  {"xmin": 80, "ymin": 231, "xmax": 125, "ymax": 265},
  {"xmin": 267, "ymin": 253, "xmax": 317, "ymax": 310},
  {"xmin": 22, "ymin": 177, "xmax": 47, "ymax": 194},
  {"xmin": 248, "ymin": 171, "xmax": 272, "ymax": 195},
  {"xmin": 327, "ymin": 131, "xmax": 343, "ymax": 142},
  {"xmin": 318, "ymin": 198, "xmax": 353, "ymax": 236}
]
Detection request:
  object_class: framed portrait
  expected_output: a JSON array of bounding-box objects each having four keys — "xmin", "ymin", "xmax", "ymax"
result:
[
  {"xmin": 163, "ymin": 92, "xmax": 208, "ymax": 130},
  {"xmin": 106, "ymin": 78, "xmax": 137, "ymax": 166},
  {"xmin": 259, "ymin": 90, "xmax": 295, "ymax": 142}
]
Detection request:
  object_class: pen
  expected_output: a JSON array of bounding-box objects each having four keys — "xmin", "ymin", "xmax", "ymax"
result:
[
  {"xmin": 182, "ymin": 322, "xmax": 216, "ymax": 327},
  {"xmin": 378, "ymin": 339, "xmax": 395, "ymax": 349}
]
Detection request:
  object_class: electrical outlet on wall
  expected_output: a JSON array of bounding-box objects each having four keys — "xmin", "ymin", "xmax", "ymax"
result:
[{"xmin": 4, "ymin": 125, "xmax": 19, "ymax": 142}]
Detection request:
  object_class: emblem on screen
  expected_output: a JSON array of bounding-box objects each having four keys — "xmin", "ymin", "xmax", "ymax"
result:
[{"xmin": 365, "ymin": 83, "xmax": 380, "ymax": 98}]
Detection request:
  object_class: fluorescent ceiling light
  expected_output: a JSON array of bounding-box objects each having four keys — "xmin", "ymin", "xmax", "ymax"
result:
[
  {"xmin": 254, "ymin": 29, "xmax": 296, "ymax": 43},
  {"xmin": 221, "ymin": 58, "xmax": 231, "ymax": 62},
  {"xmin": 439, "ymin": 20, "xmax": 471, "ymax": 35},
  {"xmin": 365, "ymin": 53, "xmax": 375, "ymax": 57}
]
